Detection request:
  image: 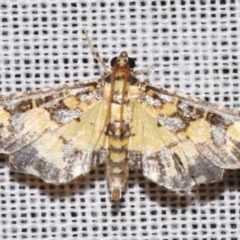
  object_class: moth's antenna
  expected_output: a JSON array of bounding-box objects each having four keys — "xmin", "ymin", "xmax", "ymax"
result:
[{"xmin": 83, "ymin": 29, "xmax": 109, "ymax": 74}]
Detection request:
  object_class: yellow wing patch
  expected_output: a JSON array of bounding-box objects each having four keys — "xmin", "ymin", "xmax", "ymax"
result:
[
  {"xmin": 59, "ymin": 99, "xmax": 109, "ymax": 151},
  {"xmin": 129, "ymin": 101, "xmax": 179, "ymax": 152}
]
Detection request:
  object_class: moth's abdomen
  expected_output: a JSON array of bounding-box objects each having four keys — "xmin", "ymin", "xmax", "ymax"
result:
[
  {"xmin": 106, "ymin": 119, "xmax": 131, "ymax": 201},
  {"xmin": 105, "ymin": 51, "xmax": 133, "ymax": 200}
]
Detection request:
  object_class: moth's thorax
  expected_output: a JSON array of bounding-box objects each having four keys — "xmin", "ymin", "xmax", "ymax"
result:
[{"xmin": 106, "ymin": 51, "xmax": 133, "ymax": 201}]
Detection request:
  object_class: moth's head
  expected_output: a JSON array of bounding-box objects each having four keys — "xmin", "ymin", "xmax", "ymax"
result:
[{"xmin": 110, "ymin": 51, "xmax": 136, "ymax": 69}]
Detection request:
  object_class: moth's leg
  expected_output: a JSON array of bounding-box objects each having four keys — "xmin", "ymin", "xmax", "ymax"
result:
[
  {"xmin": 62, "ymin": 176, "xmax": 84, "ymax": 196},
  {"xmin": 83, "ymin": 29, "xmax": 109, "ymax": 74},
  {"xmin": 133, "ymin": 64, "xmax": 155, "ymax": 76}
]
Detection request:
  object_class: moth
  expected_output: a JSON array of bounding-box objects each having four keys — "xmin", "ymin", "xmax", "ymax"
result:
[{"xmin": 1, "ymin": 30, "xmax": 240, "ymax": 201}]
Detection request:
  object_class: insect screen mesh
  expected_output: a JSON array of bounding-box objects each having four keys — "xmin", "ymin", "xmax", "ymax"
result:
[{"xmin": 0, "ymin": 1, "xmax": 240, "ymax": 239}]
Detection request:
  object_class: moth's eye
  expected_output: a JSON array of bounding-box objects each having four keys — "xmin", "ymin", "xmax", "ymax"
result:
[
  {"xmin": 128, "ymin": 57, "xmax": 136, "ymax": 69},
  {"xmin": 110, "ymin": 57, "xmax": 118, "ymax": 67}
]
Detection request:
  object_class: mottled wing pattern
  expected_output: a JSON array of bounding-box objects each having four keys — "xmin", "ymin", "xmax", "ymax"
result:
[
  {"xmin": 0, "ymin": 78, "xmax": 110, "ymax": 184},
  {"xmin": 128, "ymin": 84, "xmax": 240, "ymax": 191}
]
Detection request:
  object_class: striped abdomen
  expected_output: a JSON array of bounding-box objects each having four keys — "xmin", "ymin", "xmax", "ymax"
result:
[
  {"xmin": 106, "ymin": 119, "xmax": 131, "ymax": 201},
  {"xmin": 106, "ymin": 51, "xmax": 133, "ymax": 201}
]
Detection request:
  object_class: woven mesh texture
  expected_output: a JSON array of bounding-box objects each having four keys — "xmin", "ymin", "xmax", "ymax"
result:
[{"xmin": 0, "ymin": 1, "xmax": 240, "ymax": 239}]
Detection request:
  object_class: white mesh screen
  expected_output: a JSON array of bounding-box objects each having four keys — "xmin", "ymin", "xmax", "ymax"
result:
[{"xmin": 1, "ymin": 1, "xmax": 240, "ymax": 239}]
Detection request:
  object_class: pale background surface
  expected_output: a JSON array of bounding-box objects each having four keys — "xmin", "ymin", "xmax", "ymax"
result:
[{"xmin": 0, "ymin": 1, "xmax": 240, "ymax": 239}]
